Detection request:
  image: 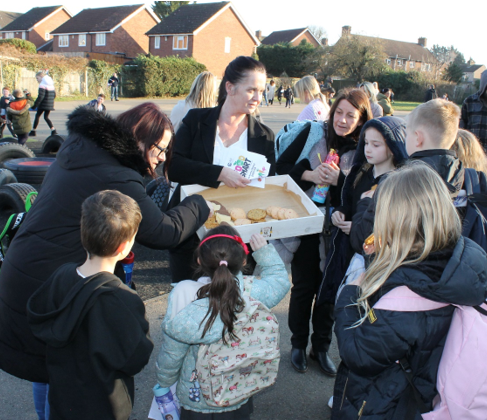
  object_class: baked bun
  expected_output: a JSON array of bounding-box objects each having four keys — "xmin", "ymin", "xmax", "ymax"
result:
[{"xmin": 230, "ymin": 208, "xmax": 246, "ymax": 221}]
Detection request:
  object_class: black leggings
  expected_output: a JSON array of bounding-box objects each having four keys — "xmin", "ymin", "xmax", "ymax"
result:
[{"xmin": 33, "ymin": 110, "xmax": 53, "ymax": 130}]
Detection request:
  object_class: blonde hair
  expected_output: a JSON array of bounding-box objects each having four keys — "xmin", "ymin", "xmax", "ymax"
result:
[
  {"xmin": 360, "ymin": 82, "xmax": 378, "ymax": 103},
  {"xmin": 354, "ymin": 161, "xmax": 461, "ymax": 325},
  {"xmin": 294, "ymin": 75, "xmax": 326, "ymax": 105},
  {"xmin": 451, "ymin": 129, "xmax": 487, "ymax": 174},
  {"xmin": 186, "ymin": 71, "xmax": 217, "ymax": 109},
  {"xmin": 408, "ymin": 99, "xmax": 460, "ymax": 149},
  {"xmin": 35, "ymin": 71, "xmax": 46, "ymax": 78}
]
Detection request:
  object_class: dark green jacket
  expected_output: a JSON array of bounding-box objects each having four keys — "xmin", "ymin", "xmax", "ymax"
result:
[
  {"xmin": 377, "ymin": 93, "xmax": 393, "ymax": 116},
  {"xmin": 7, "ymin": 95, "xmax": 34, "ymax": 135}
]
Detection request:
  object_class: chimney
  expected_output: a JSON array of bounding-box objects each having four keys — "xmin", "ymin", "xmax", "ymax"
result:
[
  {"xmin": 467, "ymin": 58, "xmax": 475, "ymax": 65},
  {"xmin": 321, "ymin": 38, "xmax": 328, "ymax": 46},
  {"xmin": 255, "ymin": 30, "xmax": 262, "ymax": 39},
  {"xmin": 418, "ymin": 37, "xmax": 427, "ymax": 47},
  {"xmin": 342, "ymin": 26, "xmax": 351, "ymax": 37}
]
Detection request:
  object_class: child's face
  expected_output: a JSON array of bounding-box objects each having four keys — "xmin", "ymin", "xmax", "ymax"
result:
[
  {"xmin": 2, "ymin": 89, "xmax": 8, "ymax": 97},
  {"xmin": 364, "ymin": 128, "xmax": 392, "ymax": 166}
]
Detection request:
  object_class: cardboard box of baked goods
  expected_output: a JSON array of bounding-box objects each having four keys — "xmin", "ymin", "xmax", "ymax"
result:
[{"xmin": 180, "ymin": 175, "xmax": 325, "ymax": 243}]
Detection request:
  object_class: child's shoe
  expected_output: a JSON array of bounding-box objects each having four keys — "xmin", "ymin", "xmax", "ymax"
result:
[
  {"xmin": 51, "ymin": 129, "xmax": 57, "ymax": 136},
  {"xmin": 29, "ymin": 130, "xmax": 36, "ymax": 137}
]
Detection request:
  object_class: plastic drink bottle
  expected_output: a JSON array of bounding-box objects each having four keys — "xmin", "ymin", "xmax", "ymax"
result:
[
  {"xmin": 120, "ymin": 251, "xmax": 134, "ymax": 287},
  {"xmin": 153, "ymin": 384, "xmax": 180, "ymax": 420},
  {"xmin": 311, "ymin": 149, "xmax": 340, "ymax": 204}
]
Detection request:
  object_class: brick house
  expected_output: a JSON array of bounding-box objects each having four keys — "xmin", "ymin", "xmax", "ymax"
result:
[
  {"xmin": 50, "ymin": 4, "xmax": 159, "ymax": 62},
  {"xmin": 0, "ymin": 6, "xmax": 72, "ymax": 49},
  {"xmin": 146, "ymin": 2, "xmax": 259, "ymax": 77},
  {"xmin": 260, "ymin": 28, "xmax": 322, "ymax": 48},
  {"xmin": 338, "ymin": 26, "xmax": 437, "ymax": 72}
]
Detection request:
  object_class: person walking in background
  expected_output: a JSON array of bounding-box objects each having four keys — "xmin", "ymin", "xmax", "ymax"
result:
[
  {"xmin": 6, "ymin": 89, "xmax": 34, "ymax": 146},
  {"xmin": 322, "ymin": 87, "xmax": 335, "ymax": 109},
  {"xmin": 108, "ymin": 72, "xmax": 119, "ymax": 101},
  {"xmin": 360, "ymin": 82, "xmax": 383, "ymax": 118},
  {"xmin": 170, "ymin": 71, "xmax": 217, "ymax": 133},
  {"xmin": 424, "ymin": 84, "xmax": 438, "ymax": 102},
  {"xmin": 268, "ymin": 80, "xmax": 276, "ymax": 105},
  {"xmin": 0, "ymin": 86, "xmax": 16, "ymax": 139},
  {"xmin": 284, "ymin": 85, "xmax": 293, "ymax": 108},
  {"xmin": 294, "ymin": 75, "xmax": 329, "ymax": 121},
  {"xmin": 277, "ymin": 85, "xmax": 285, "ymax": 105},
  {"xmin": 377, "ymin": 88, "xmax": 393, "ymax": 116},
  {"xmin": 460, "ymin": 70, "xmax": 487, "ymax": 149},
  {"xmin": 29, "ymin": 71, "xmax": 57, "ymax": 137},
  {"xmin": 86, "ymin": 93, "xmax": 107, "ymax": 114}
]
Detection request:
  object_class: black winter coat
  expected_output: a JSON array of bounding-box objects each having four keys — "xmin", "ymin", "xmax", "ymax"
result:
[
  {"xmin": 33, "ymin": 83, "xmax": 56, "ymax": 111},
  {"xmin": 332, "ymin": 237, "xmax": 487, "ymax": 419},
  {"xmin": 27, "ymin": 264, "xmax": 154, "ymax": 420},
  {"xmin": 0, "ymin": 106, "xmax": 209, "ymax": 383}
]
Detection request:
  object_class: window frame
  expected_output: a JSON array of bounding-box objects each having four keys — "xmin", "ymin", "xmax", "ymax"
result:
[
  {"xmin": 58, "ymin": 35, "xmax": 69, "ymax": 47},
  {"xmin": 386, "ymin": 58, "xmax": 391, "ymax": 65},
  {"xmin": 397, "ymin": 59, "xmax": 402, "ymax": 66},
  {"xmin": 5, "ymin": 32, "xmax": 14, "ymax": 39},
  {"xmin": 95, "ymin": 33, "xmax": 106, "ymax": 46},
  {"xmin": 172, "ymin": 35, "xmax": 188, "ymax": 50},
  {"xmin": 154, "ymin": 36, "xmax": 160, "ymax": 49},
  {"xmin": 410, "ymin": 61, "xmax": 415, "ymax": 69},
  {"xmin": 78, "ymin": 34, "xmax": 86, "ymax": 47},
  {"xmin": 224, "ymin": 37, "xmax": 231, "ymax": 53}
]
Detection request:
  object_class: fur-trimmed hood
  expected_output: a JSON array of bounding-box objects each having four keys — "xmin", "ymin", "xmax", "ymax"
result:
[{"xmin": 60, "ymin": 106, "xmax": 149, "ymax": 176}]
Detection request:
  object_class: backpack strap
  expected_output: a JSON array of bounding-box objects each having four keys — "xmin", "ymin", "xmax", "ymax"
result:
[
  {"xmin": 373, "ymin": 286, "xmax": 449, "ymax": 312},
  {"xmin": 398, "ymin": 357, "xmax": 431, "ymax": 414},
  {"xmin": 464, "ymin": 168, "xmax": 480, "ymax": 195}
]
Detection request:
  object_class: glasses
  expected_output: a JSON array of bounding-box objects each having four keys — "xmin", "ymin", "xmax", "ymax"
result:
[{"xmin": 152, "ymin": 143, "xmax": 168, "ymax": 158}]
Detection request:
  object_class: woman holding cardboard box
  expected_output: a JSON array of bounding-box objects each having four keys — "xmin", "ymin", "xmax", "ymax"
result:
[
  {"xmin": 167, "ymin": 56, "xmax": 275, "ymax": 282},
  {"xmin": 276, "ymin": 88, "xmax": 372, "ymax": 376}
]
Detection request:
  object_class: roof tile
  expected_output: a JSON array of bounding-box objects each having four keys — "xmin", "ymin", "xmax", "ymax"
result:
[
  {"xmin": 260, "ymin": 28, "xmax": 307, "ymax": 45},
  {"xmin": 1, "ymin": 6, "xmax": 62, "ymax": 32}
]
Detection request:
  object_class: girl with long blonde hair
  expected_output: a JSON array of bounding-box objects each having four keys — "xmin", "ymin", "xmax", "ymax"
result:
[
  {"xmin": 331, "ymin": 161, "xmax": 487, "ymax": 419},
  {"xmin": 295, "ymin": 75, "xmax": 330, "ymax": 121},
  {"xmin": 451, "ymin": 129, "xmax": 487, "ymax": 174}
]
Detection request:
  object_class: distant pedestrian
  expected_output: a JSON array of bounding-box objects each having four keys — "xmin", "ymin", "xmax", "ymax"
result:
[
  {"xmin": 86, "ymin": 93, "xmax": 107, "ymax": 114},
  {"xmin": 268, "ymin": 80, "xmax": 276, "ymax": 105},
  {"xmin": 442, "ymin": 93, "xmax": 450, "ymax": 101},
  {"xmin": 284, "ymin": 85, "xmax": 293, "ymax": 108},
  {"xmin": 424, "ymin": 84, "xmax": 438, "ymax": 102},
  {"xmin": 108, "ymin": 72, "xmax": 119, "ymax": 101},
  {"xmin": 360, "ymin": 82, "xmax": 383, "ymax": 118},
  {"xmin": 377, "ymin": 88, "xmax": 394, "ymax": 116},
  {"xmin": 277, "ymin": 85, "xmax": 285, "ymax": 105},
  {"xmin": 30, "ymin": 70, "xmax": 57, "ymax": 137},
  {"xmin": 460, "ymin": 70, "xmax": 487, "ymax": 148},
  {"xmin": 0, "ymin": 86, "xmax": 16, "ymax": 138},
  {"xmin": 7, "ymin": 89, "xmax": 34, "ymax": 145}
]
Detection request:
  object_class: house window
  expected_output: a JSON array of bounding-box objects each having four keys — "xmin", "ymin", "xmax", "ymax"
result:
[
  {"xmin": 410, "ymin": 61, "xmax": 415, "ymax": 69},
  {"xmin": 45, "ymin": 32, "xmax": 51, "ymax": 40},
  {"xmin": 386, "ymin": 58, "xmax": 391, "ymax": 65},
  {"xmin": 154, "ymin": 36, "xmax": 160, "ymax": 49},
  {"xmin": 172, "ymin": 35, "xmax": 188, "ymax": 50},
  {"xmin": 22, "ymin": 32, "xmax": 26, "ymax": 40},
  {"xmin": 224, "ymin": 37, "xmax": 231, "ymax": 53},
  {"xmin": 5, "ymin": 32, "xmax": 14, "ymax": 39},
  {"xmin": 58, "ymin": 35, "xmax": 69, "ymax": 47},
  {"xmin": 397, "ymin": 59, "xmax": 402, "ymax": 66},
  {"xmin": 96, "ymin": 33, "xmax": 106, "ymax": 46},
  {"xmin": 79, "ymin": 34, "xmax": 86, "ymax": 47}
]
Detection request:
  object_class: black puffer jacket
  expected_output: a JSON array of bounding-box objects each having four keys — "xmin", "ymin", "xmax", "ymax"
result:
[
  {"xmin": 332, "ymin": 237, "xmax": 487, "ymax": 419},
  {"xmin": 0, "ymin": 106, "xmax": 209, "ymax": 383},
  {"xmin": 33, "ymin": 75, "xmax": 56, "ymax": 111}
]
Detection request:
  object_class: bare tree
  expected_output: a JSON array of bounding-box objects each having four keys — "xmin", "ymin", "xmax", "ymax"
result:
[{"xmin": 308, "ymin": 25, "xmax": 327, "ymax": 44}]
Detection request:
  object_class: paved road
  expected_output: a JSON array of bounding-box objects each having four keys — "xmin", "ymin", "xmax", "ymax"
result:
[{"xmin": 0, "ymin": 99, "xmax": 409, "ymax": 420}]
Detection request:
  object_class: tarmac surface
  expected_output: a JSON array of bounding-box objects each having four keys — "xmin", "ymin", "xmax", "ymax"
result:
[{"xmin": 0, "ymin": 98, "xmax": 409, "ymax": 419}]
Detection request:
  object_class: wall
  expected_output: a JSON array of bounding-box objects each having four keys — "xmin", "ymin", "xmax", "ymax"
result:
[{"xmin": 193, "ymin": 7, "xmax": 256, "ymax": 77}]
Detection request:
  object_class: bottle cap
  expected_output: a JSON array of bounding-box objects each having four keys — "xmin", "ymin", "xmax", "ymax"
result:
[{"xmin": 121, "ymin": 251, "xmax": 134, "ymax": 264}]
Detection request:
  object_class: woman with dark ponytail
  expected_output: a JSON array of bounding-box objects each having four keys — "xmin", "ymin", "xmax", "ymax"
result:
[{"xmin": 156, "ymin": 225, "xmax": 290, "ymax": 419}]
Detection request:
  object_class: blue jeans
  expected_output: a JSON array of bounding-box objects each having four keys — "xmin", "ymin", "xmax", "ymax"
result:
[
  {"xmin": 33, "ymin": 382, "xmax": 50, "ymax": 420},
  {"xmin": 111, "ymin": 85, "xmax": 118, "ymax": 100}
]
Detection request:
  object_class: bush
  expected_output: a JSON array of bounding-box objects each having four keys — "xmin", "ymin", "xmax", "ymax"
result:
[
  {"xmin": 0, "ymin": 39, "xmax": 37, "ymax": 54},
  {"xmin": 122, "ymin": 55, "xmax": 206, "ymax": 97},
  {"xmin": 88, "ymin": 60, "xmax": 120, "ymax": 96}
]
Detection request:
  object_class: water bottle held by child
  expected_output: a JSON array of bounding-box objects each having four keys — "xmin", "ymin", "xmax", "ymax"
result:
[
  {"xmin": 153, "ymin": 384, "xmax": 180, "ymax": 420},
  {"xmin": 312, "ymin": 149, "xmax": 340, "ymax": 204}
]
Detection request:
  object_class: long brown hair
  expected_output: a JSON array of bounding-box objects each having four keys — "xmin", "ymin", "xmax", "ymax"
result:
[
  {"xmin": 195, "ymin": 225, "xmax": 246, "ymax": 343},
  {"xmin": 327, "ymin": 88, "xmax": 372, "ymax": 150},
  {"xmin": 116, "ymin": 102, "xmax": 173, "ymax": 178}
]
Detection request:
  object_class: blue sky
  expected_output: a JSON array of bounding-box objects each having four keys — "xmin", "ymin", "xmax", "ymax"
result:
[{"xmin": 11, "ymin": 0, "xmax": 487, "ymax": 69}]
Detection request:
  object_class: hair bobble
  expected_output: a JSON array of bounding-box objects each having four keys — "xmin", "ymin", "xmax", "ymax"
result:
[{"xmin": 219, "ymin": 260, "xmax": 228, "ymax": 266}]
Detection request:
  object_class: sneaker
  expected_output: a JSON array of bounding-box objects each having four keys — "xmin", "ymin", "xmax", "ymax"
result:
[
  {"xmin": 115, "ymin": 99, "xmax": 119, "ymax": 101},
  {"xmin": 51, "ymin": 129, "xmax": 57, "ymax": 136},
  {"xmin": 29, "ymin": 130, "xmax": 36, "ymax": 137},
  {"xmin": 328, "ymin": 396, "xmax": 333, "ymax": 409}
]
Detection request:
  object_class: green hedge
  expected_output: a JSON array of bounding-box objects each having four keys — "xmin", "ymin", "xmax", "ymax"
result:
[
  {"xmin": 0, "ymin": 39, "xmax": 37, "ymax": 54},
  {"xmin": 122, "ymin": 55, "xmax": 206, "ymax": 97}
]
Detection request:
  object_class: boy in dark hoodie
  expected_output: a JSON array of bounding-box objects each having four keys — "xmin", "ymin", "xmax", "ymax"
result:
[
  {"xmin": 27, "ymin": 190, "xmax": 154, "ymax": 420},
  {"xmin": 350, "ymin": 98, "xmax": 487, "ymax": 252}
]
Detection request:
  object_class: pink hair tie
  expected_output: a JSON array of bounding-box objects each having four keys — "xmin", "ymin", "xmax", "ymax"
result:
[{"xmin": 219, "ymin": 260, "xmax": 228, "ymax": 266}]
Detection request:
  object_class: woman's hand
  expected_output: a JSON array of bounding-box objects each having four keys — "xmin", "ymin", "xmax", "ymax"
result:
[
  {"xmin": 332, "ymin": 211, "xmax": 352, "ymax": 235},
  {"xmin": 249, "ymin": 234, "xmax": 267, "ymax": 252},
  {"xmin": 302, "ymin": 164, "xmax": 327, "ymax": 185},
  {"xmin": 218, "ymin": 167, "xmax": 251, "ymax": 188},
  {"xmin": 323, "ymin": 162, "xmax": 340, "ymax": 186}
]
